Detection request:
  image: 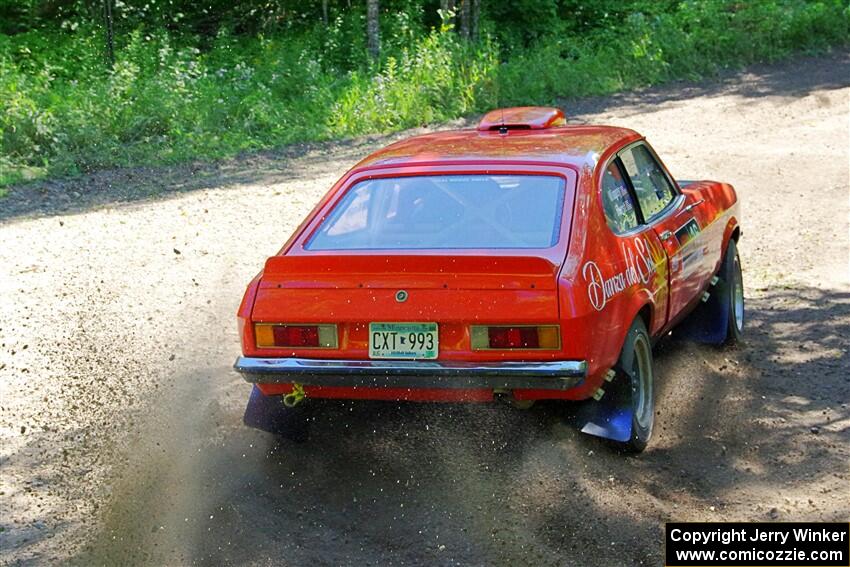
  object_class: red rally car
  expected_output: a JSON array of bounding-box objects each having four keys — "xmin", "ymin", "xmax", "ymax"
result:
[{"xmin": 234, "ymin": 107, "xmax": 744, "ymax": 452}]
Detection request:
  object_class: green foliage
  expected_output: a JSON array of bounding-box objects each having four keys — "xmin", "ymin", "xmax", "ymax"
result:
[
  {"xmin": 329, "ymin": 30, "xmax": 498, "ymax": 136},
  {"xmin": 1, "ymin": 0, "xmax": 848, "ymax": 188}
]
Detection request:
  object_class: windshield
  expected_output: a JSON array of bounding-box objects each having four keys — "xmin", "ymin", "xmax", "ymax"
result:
[{"xmin": 306, "ymin": 174, "xmax": 566, "ymax": 250}]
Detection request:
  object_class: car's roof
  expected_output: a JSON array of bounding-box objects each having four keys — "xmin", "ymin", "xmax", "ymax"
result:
[{"xmin": 353, "ymin": 125, "xmax": 642, "ymax": 171}]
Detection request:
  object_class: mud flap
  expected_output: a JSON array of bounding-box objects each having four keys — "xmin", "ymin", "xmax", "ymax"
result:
[
  {"xmin": 243, "ymin": 385, "xmax": 309, "ymax": 441},
  {"xmin": 674, "ymin": 278, "xmax": 730, "ymax": 345},
  {"xmin": 570, "ymin": 370, "xmax": 634, "ymax": 443}
]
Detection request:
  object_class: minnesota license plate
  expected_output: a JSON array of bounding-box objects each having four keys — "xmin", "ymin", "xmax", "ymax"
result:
[{"xmin": 369, "ymin": 322, "xmax": 438, "ymax": 360}]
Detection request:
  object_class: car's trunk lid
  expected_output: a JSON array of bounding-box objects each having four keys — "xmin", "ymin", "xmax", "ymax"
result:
[{"xmin": 252, "ymin": 254, "xmax": 560, "ymax": 325}]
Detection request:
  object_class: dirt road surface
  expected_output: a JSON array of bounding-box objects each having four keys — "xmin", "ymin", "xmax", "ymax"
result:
[{"xmin": 1, "ymin": 52, "xmax": 848, "ymax": 567}]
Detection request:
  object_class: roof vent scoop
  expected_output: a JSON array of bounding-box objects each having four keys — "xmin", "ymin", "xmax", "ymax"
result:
[{"xmin": 477, "ymin": 107, "xmax": 566, "ymax": 132}]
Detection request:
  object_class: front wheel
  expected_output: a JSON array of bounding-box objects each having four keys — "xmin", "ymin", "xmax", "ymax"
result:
[
  {"xmin": 614, "ymin": 318, "xmax": 655, "ymax": 453},
  {"xmin": 674, "ymin": 237, "xmax": 745, "ymax": 345},
  {"xmin": 723, "ymin": 239, "xmax": 745, "ymax": 345}
]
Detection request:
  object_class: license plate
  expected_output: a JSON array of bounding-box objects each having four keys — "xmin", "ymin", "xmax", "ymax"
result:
[{"xmin": 369, "ymin": 323, "xmax": 438, "ymax": 360}]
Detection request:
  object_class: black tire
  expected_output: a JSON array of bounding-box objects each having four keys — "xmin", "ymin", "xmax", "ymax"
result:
[
  {"xmin": 721, "ymin": 239, "xmax": 745, "ymax": 345},
  {"xmin": 613, "ymin": 318, "xmax": 655, "ymax": 453}
]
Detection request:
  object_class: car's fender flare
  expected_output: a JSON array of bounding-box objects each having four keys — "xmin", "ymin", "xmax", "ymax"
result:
[
  {"xmin": 237, "ymin": 273, "xmax": 262, "ymax": 352},
  {"xmin": 634, "ymin": 302, "xmax": 655, "ymax": 341},
  {"xmin": 721, "ymin": 217, "xmax": 741, "ymax": 263},
  {"xmin": 595, "ymin": 298, "xmax": 656, "ymax": 381}
]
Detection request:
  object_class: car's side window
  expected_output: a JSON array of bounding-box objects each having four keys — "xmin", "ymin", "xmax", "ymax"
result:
[
  {"xmin": 601, "ymin": 160, "xmax": 640, "ymax": 233},
  {"xmin": 619, "ymin": 144, "xmax": 676, "ymax": 220}
]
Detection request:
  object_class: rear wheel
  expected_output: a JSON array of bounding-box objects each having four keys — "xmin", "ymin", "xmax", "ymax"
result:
[
  {"xmin": 613, "ymin": 318, "xmax": 655, "ymax": 453},
  {"xmin": 723, "ymin": 239, "xmax": 745, "ymax": 345}
]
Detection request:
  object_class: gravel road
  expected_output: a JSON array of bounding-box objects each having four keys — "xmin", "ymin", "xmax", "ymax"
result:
[{"xmin": 1, "ymin": 52, "xmax": 848, "ymax": 567}]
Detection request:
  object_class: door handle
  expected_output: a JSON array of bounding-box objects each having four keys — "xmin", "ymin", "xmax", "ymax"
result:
[
  {"xmin": 659, "ymin": 230, "xmax": 674, "ymax": 241},
  {"xmin": 679, "ymin": 198, "xmax": 705, "ymax": 215}
]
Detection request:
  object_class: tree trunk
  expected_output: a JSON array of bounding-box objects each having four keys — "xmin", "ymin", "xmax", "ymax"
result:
[
  {"xmin": 322, "ymin": 0, "xmax": 328, "ymax": 25},
  {"xmin": 471, "ymin": 0, "xmax": 480, "ymax": 41},
  {"xmin": 459, "ymin": 0, "xmax": 471, "ymax": 40},
  {"xmin": 366, "ymin": 0, "xmax": 380, "ymax": 60},
  {"xmin": 103, "ymin": 0, "xmax": 115, "ymax": 68}
]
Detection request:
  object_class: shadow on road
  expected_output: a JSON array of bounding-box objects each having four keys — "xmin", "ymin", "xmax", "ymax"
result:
[
  {"xmin": 643, "ymin": 286, "xmax": 849, "ymax": 500},
  {"xmin": 567, "ymin": 50, "xmax": 850, "ymax": 119},
  {"xmin": 54, "ymin": 285, "xmax": 849, "ymax": 566}
]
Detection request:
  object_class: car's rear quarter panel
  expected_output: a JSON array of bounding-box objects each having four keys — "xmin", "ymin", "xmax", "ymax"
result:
[{"xmin": 541, "ymin": 164, "xmax": 671, "ymax": 401}]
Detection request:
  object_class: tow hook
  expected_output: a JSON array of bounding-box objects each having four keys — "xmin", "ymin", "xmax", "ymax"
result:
[{"xmin": 282, "ymin": 383, "xmax": 307, "ymax": 407}]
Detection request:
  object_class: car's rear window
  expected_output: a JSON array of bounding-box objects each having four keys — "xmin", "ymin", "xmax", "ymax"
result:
[{"xmin": 306, "ymin": 174, "xmax": 566, "ymax": 250}]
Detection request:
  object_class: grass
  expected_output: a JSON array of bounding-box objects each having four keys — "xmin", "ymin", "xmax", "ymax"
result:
[{"xmin": 1, "ymin": 0, "xmax": 848, "ymax": 189}]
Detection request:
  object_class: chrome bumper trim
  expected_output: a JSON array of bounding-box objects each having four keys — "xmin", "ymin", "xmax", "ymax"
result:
[{"xmin": 234, "ymin": 357, "xmax": 586, "ymax": 391}]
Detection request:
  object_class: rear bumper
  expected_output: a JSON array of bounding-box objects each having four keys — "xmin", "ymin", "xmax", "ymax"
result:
[{"xmin": 234, "ymin": 356, "xmax": 586, "ymax": 391}]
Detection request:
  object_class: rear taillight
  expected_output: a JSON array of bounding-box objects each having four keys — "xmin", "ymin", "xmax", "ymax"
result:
[
  {"xmin": 470, "ymin": 325, "xmax": 560, "ymax": 350},
  {"xmin": 255, "ymin": 324, "xmax": 338, "ymax": 349}
]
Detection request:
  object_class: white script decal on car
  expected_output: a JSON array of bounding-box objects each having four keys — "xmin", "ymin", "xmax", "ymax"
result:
[{"xmin": 583, "ymin": 238, "xmax": 656, "ymax": 311}]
